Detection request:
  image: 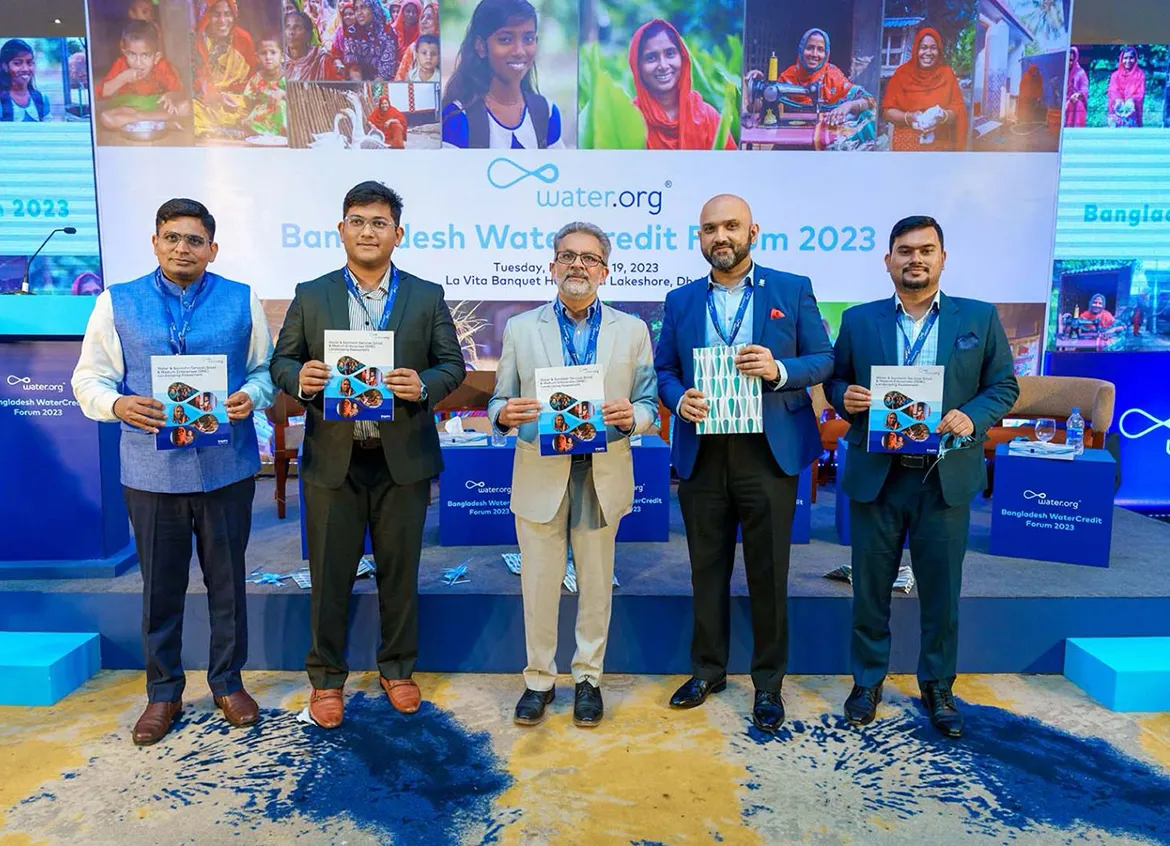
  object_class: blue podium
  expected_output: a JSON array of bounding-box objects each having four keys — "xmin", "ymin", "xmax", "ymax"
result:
[
  {"xmin": 0, "ymin": 340, "xmax": 135, "ymax": 578},
  {"xmin": 438, "ymin": 437, "xmax": 672, "ymax": 546},
  {"xmin": 989, "ymin": 444, "xmax": 1115, "ymax": 567}
]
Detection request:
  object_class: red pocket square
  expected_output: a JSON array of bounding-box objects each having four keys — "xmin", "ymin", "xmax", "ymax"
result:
[{"xmin": 770, "ymin": 308, "xmax": 785, "ymax": 320}]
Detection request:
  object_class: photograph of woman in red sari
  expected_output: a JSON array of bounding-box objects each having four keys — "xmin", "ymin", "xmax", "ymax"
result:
[
  {"xmin": 192, "ymin": 0, "xmax": 256, "ymax": 138},
  {"xmin": 1064, "ymin": 46, "xmax": 1088, "ymax": 128},
  {"xmin": 881, "ymin": 27, "xmax": 968, "ymax": 152},
  {"xmin": 627, "ymin": 19, "xmax": 735, "ymax": 150},
  {"xmin": 284, "ymin": 8, "xmax": 344, "ymax": 82},
  {"xmin": 1107, "ymin": 46, "xmax": 1145, "ymax": 128}
]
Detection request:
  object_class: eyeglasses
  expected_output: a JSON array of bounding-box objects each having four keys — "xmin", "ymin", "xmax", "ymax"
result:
[
  {"xmin": 555, "ymin": 250, "xmax": 606, "ymax": 268},
  {"xmin": 160, "ymin": 231, "xmax": 209, "ymax": 249},
  {"xmin": 345, "ymin": 215, "xmax": 394, "ymax": 232}
]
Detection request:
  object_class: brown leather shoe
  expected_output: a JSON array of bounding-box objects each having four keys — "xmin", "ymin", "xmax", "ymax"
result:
[
  {"xmin": 214, "ymin": 689, "xmax": 260, "ymax": 728},
  {"xmin": 308, "ymin": 687, "xmax": 344, "ymax": 728},
  {"xmin": 380, "ymin": 677, "xmax": 421, "ymax": 714},
  {"xmin": 132, "ymin": 700, "xmax": 182, "ymax": 746}
]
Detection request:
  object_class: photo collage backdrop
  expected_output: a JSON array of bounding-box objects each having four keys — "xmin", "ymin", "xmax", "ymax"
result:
[{"xmin": 86, "ymin": 0, "xmax": 1074, "ymax": 375}]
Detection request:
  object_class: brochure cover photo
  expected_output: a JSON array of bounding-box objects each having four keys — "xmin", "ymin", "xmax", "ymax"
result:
[
  {"xmin": 323, "ymin": 330, "xmax": 395, "ymax": 422},
  {"xmin": 535, "ymin": 364, "xmax": 608, "ymax": 457},
  {"xmin": 693, "ymin": 345, "xmax": 763, "ymax": 435},
  {"xmin": 151, "ymin": 354, "xmax": 230, "ymax": 450},
  {"xmin": 868, "ymin": 365, "xmax": 945, "ymax": 454}
]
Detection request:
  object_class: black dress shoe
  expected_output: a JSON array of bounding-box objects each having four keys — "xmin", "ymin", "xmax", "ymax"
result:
[
  {"xmin": 920, "ymin": 680, "xmax": 963, "ymax": 738},
  {"xmin": 573, "ymin": 681, "xmax": 603, "ymax": 727},
  {"xmin": 513, "ymin": 687, "xmax": 555, "ymax": 726},
  {"xmin": 752, "ymin": 690, "xmax": 785, "ymax": 733},
  {"xmin": 844, "ymin": 682, "xmax": 883, "ymax": 726},
  {"xmin": 669, "ymin": 676, "xmax": 726, "ymax": 709}
]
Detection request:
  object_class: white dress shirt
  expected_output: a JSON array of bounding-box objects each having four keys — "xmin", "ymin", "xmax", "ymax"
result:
[{"xmin": 71, "ymin": 286, "xmax": 276, "ymax": 422}]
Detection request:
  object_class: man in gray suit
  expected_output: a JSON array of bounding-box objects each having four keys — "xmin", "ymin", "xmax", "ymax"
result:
[
  {"xmin": 270, "ymin": 181, "xmax": 465, "ymax": 728},
  {"xmin": 489, "ymin": 221, "xmax": 658, "ymax": 728}
]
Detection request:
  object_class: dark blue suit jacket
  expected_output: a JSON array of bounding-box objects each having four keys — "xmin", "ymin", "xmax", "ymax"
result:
[
  {"xmin": 654, "ymin": 265, "xmax": 834, "ymax": 479},
  {"xmin": 826, "ymin": 292, "xmax": 1020, "ymax": 506}
]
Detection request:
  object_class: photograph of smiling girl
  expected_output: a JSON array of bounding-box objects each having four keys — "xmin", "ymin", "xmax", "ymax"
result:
[
  {"xmin": 740, "ymin": 0, "xmax": 883, "ymax": 151},
  {"xmin": 440, "ymin": 0, "xmax": 578, "ymax": 148},
  {"xmin": 576, "ymin": 0, "xmax": 740, "ymax": 150},
  {"xmin": 1, "ymin": 36, "xmax": 89, "ymax": 123}
]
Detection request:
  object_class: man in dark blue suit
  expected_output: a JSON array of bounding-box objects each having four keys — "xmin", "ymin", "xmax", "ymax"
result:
[
  {"xmin": 827, "ymin": 216, "xmax": 1018, "ymax": 737},
  {"xmin": 655, "ymin": 194, "xmax": 833, "ymax": 732}
]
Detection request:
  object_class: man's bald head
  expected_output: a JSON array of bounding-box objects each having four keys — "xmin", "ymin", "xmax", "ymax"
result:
[
  {"xmin": 698, "ymin": 194, "xmax": 758, "ymax": 275},
  {"xmin": 700, "ymin": 194, "xmax": 753, "ymax": 228}
]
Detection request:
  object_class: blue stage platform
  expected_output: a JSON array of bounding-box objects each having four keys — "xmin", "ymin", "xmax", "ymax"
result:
[{"xmin": 1, "ymin": 479, "xmax": 1168, "ymax": 677}]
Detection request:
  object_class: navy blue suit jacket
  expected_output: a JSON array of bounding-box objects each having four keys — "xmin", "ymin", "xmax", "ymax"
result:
[
  {"xmin": 654, "ymin": 266, "xmax": 834, "ymax": 479},
  {"xmin": 826, "ymin": 292, "xmax": 1020, "ymax": 506}
]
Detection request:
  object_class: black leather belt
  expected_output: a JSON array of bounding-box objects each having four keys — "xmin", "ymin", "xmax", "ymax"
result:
[
  {"xmin": 898, "ymin": 454, "xmax": 938, "ymax": 469},
  {"xmin": 353, "ymin": 437, "xmax": 382, "ymax": 451},
  {"xmin": 571, "ymin": 453, "xmax": 592, "ymax": 464}
]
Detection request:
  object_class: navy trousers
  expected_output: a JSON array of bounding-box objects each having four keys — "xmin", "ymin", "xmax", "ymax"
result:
[{"xmin": 124, "ymin": 477, "xmax": 254, "ymax": 702}]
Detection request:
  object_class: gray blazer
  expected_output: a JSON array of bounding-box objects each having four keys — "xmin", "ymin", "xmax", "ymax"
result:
[
  {"xmin": 270, "ymin": 269, "xmax": 466, "ymax": 488},
  {"xmin": 488, "ymin": 302, "xmax": 658, "ymax": 525}
]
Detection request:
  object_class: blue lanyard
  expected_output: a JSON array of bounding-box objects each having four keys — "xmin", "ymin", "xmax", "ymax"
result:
[
  {"xmin": 555, "ymin": 301, "xmax": 603, "ymax": 366},
  {"xmin": 707, "ymin": 283, "xmax": 753, "ymax": 346},
  {"xmin": 343, "ymin": 265, "xmax": 399, "ymax": 331},
  {"xmin": 898, "ymin": 306, "xmax": 939, "ymax": 366},
  {"xmin": 153, "ymin": 268, "xmax": 207, "ymax": 355}
]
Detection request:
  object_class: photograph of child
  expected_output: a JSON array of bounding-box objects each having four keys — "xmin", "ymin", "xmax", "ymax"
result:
[
  {"xmin": 1069, "ymin": 44, "xmax": 1168, "ymax": 129},
  {"xmin": 970, "ymin": 0, "xmax": 1070, "ymax": 151},
  {"xmin": 740, "ymin": 0, "xmax": 881, "ymax": 151},
  {"xmin": 96, "ymin": 20, "xmax": 190, "ymax": 135},
  {"xmin": 877, "ymin": 1, "xmax": 976, "ymax": 151},
  {"xmin": 287, "ymin": 80, "xmax": 439, "ymax": 148},
  {"xmin": 1, "ymin": 37, "xmax": 83, "ymax": 122},
  {"xmin": 396, "ymin": 3, "xmax": 440, "ymax": 82},
  {"xmin": 576, "ymin": 0, "xmax": 740, "ymax": 149},
  {"xmin": 882, "ymin": 431, "xmax": 905, "ymax": 451},
  {"xmin": 440, "ymin": 0, "xmax": 577, "ymax": 149}
]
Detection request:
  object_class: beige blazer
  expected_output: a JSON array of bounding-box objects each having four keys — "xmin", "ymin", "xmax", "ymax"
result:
[{"xmin": 488, "ymin": 302, "xmax": 659, "ymax": 525}]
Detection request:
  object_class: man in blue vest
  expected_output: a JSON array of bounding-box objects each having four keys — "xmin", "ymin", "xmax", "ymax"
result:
[
  {"xmin": 72, "ymin": 198, "xmax": 274, "ymax": 745},
  {"xmin": 655, "ymin": 194, "xmax": 833, "ymax": 733},
  {"xmin": 827, "ymin": 215, "xmax": 1019, "ymax": 737}
]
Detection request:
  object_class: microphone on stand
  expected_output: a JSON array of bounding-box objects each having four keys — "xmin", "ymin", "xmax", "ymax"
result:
[{"xmin": 7, "ymin": 227, "xmax": 78, "ymax": 295}]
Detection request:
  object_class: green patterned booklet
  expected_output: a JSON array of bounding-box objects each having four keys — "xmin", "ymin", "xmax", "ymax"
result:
[{"xmin": 693, "ymin": 344, "xmax": 763, "ymax": 435}]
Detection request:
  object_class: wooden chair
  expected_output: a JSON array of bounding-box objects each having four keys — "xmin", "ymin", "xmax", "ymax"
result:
[
  {"xmin": 982, "ymin": 375, "xmax": 1116, "ymax": 494},
  {"xmin": 265, "ymin": 391, "xmax": 305, "ymax": 519}
]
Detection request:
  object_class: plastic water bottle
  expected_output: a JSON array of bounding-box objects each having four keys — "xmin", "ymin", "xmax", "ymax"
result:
[{"xmin": 1066, "ymin": 408, "xmax": 1085, "ymax": 456}]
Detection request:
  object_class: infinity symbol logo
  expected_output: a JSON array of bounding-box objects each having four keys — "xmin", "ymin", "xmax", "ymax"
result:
[
  {"xmin": 487, "ymin": 157, "xmax": 559, "ymax": 189},
  {"xmin": 1118, "ymin": 408, "xmax": 1170, "ymax": 440},
  {"xmin": 1023, "ymin": 490, "xmax": 1048, "ymax": 500},
  {"xmin": 6, "ymin": 375, "xmax": 30, "ymax": 385},
  {"xmin": 465, "ymin": 480, "xmax": 485, "ymax": 490}
]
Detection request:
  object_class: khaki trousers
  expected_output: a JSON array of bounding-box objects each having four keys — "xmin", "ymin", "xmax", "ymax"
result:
[{"xmin": 516, "ymin": 459, "xmax": 618, "ymax": 691}]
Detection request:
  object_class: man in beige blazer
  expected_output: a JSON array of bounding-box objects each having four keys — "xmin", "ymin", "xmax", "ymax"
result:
[{"xmin": 489, "ymin": 221, "xmax": 659, "ymax": 728}]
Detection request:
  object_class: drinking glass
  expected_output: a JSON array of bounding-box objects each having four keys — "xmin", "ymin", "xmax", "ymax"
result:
[{"xmin": 1035, "ymin": 418, "xmax": 1057, "ymax": 443}]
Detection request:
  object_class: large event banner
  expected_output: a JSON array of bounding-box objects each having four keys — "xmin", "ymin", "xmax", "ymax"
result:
[{"xmin": 93, "ymin": 148, "xmax": 1059, "ymax": 305}]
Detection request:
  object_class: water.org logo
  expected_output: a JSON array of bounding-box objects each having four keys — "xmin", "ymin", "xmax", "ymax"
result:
[
  {"xmin": 464, "ymin": 478, "xmax": 511, "ymax": 495},
  {"xmin": 1023, "ymin": 489, "xmax": 1080, "ymax": 510},
  {"xmin": 1119, "ymin": 407, "xmax": 1170, "ymax": 455},
  {"xmin": 6, "ymin": 375, "xmax": 65, "ymax": 393},
  {"xmin": 486, "ymin": 157, "xmax": 667, "ymax": 216}
]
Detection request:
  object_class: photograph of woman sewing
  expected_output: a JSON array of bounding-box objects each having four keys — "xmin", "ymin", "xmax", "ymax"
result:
[
  {"xmin": 739, "ymin": 1, "xmax": 880, "ymax": 152},
  {"xmin": 881, "ymin": 26, "xmax": 968, "ymax": 151}
]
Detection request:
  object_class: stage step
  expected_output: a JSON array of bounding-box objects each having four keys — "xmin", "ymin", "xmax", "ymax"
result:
[
  {"xmin": 1064, "ymin": 637, "xmax": 1170, "ymax": 712},
  {"xmin": 0, "ymin": 632, "xmax": 100, "ymax": 706}
]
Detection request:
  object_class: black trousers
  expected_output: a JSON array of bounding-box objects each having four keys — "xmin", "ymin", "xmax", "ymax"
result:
[
  {"xmin": 849, "ymin": 463, "xmax": 971, "ymax": 687},
  {"xmin": 123, "ymin": 477, "xmax": 255, "ymax": 703},
  {"xmin": 677, "ymin": 434, "xmax": 798, "ymax": 693},
  {"xmin": 302, "ymin": 444, "xmax": 430, "ymax": 689}
]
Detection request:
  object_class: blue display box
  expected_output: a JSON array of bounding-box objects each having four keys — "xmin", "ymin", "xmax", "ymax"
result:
[
  {"xmin": 1065, "ymin": 637, "xmax": 1170, "ymax": 712},
  {"xmin": 438, "ymin": 437, "xmax": 672, "ymax": 546},
  {"xmin": 990, "ymin": 445, "xmax": 1115, "ymax": 567},
  {"xmin": 0, "ymin": 632, "xmax": 100, "ymax": 706}
]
